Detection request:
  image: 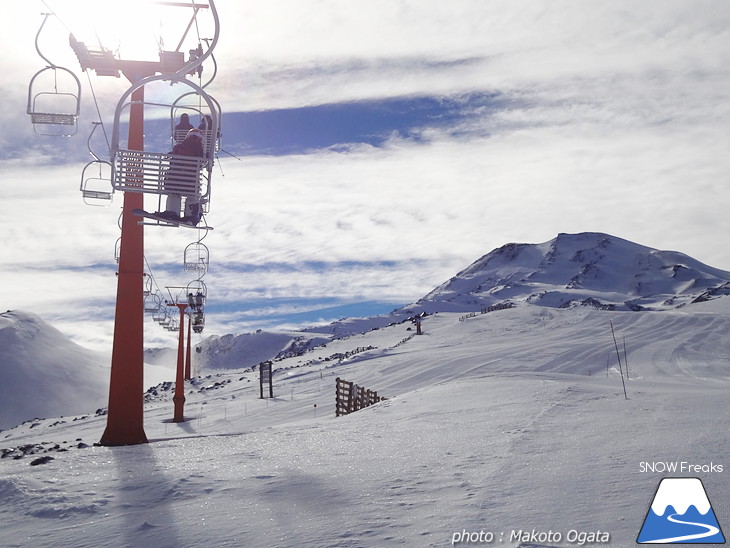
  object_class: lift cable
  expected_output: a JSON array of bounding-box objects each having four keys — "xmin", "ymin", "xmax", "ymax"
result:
[
  {"xmin": 39, "ymin": 0, "xmax": 72, "ymax": 36},
  {"xmin": 85, "ymin": 71, "xmax": 111, "ymax": 154}
]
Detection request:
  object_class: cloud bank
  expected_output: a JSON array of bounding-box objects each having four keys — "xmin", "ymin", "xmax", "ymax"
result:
[{"xmin": 2, "ymin": 0, "xmax": 729, "ymax": 350}]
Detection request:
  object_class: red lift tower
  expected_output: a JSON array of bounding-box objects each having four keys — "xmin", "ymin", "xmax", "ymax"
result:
[{"xmin": 68, "ymin": 2, "xmax": 220, "ymax": 445}]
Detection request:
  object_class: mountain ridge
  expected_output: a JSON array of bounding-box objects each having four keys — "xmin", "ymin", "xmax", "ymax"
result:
[{"xmin": 416, "ymin": 232, "xmax": 730, "ymax": 313}]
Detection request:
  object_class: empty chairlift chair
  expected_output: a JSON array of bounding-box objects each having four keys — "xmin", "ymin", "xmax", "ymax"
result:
[
  {"xmin": 80, "ymin": 122, "xmax": 114, "ymax": 205},
  {"xmin": 27, "ymin": 15, "xmax": 81, "ymax": 137},
  {"xmin": 144, "ymin": 293, "xmax": 163, "ymax": 314},
  {"xmin": 183, "ymin": 241, "xmax": 210, "ymax": 272}
]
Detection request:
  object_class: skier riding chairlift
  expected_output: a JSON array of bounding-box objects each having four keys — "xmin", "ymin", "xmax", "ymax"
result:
[{"xmin": 157, "ymin": 128, "xmax": 205, "ymax": 225}]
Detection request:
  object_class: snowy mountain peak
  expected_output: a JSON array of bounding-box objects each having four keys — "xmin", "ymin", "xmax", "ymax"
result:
[{"xmin": 418, "ymin": 232, "xmax": 730, "ymax": 312}]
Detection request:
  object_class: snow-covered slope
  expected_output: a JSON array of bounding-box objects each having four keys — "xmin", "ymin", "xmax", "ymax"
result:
[
  {"xmin": 418, "ymin": 232, "xmax": 730, "ymax": 312},
  {"xmin": 0, "ymin": 311, "xmax": 110, "ymax": 430},
  {"xmin": 198, "ymin": 330, "xmax": 330, "ymax": 370},
  {"xmin": 0, "ymin": 311, "xmax": 174, "ymax": 430},
  {"xmin": 2, "ymin": 233, "xmax": 730, "ymax": 547},
  {"xmin": 1, "ymin": 300, "xmax": 729, "ymax": 547}
]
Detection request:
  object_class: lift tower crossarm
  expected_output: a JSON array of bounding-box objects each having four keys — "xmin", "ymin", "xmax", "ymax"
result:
[{"xmin": 69, "ymin": 35, "xmax": 199, "ymax": 78}]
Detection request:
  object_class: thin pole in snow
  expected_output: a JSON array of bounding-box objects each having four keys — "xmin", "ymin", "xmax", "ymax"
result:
[{"xmin": 610, "ymin": 320, "xmax": 628, "ymax": 400}]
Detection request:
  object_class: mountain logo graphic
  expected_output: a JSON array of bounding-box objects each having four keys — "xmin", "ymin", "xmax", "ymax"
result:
[{"xmin": 637, "ymin": 477, "xmax": 725, "ymax": 544}]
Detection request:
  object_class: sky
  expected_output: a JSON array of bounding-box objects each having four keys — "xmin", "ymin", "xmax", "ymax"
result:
[{"xmin": 2, "ymin": 0, "xmax": 730, "ymax": 351}]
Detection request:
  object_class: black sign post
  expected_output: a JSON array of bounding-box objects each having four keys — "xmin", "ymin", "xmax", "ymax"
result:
[{"xmin": 259, "ymin": 361, "xmax": 273, "ymax": 399}]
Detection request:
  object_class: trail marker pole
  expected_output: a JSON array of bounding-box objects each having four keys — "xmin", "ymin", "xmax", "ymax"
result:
[{"xmin": 610, "ymin": 320, "xmax": 628, "ymax": 400}]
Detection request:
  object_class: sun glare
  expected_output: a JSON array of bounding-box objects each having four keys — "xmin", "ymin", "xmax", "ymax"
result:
[{"xmin": 47, "ymin": 0, "xmax": 202, "ymax": 61}]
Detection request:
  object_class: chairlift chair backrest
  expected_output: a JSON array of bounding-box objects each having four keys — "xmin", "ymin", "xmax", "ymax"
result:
[{"xmin": 172, "ymin": 91, "xmax": 222, "ymax": 153}]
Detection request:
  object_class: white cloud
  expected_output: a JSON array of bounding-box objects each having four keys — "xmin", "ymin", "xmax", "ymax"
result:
[{"xmin": 2, "ymin": 0, "xmax": 730, "ymax": 350}]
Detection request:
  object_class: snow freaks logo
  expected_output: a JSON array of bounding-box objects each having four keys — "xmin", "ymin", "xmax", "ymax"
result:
[{"xmin": 637, "ymin": 477, "xmax": 725, "ymax": 544}]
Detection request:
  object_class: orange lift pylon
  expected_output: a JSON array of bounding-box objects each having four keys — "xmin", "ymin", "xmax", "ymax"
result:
[
  {"xmin": 185, "ymin": 312, "xmax": 193, "ymax": 381},
  {"xmin": 169, "ymin": 302, "xmax": 189, "ymax": 422},
  {"xmin": 66, "ymin": 1, "xmax": 220, "ymax": 445},
  {"xmin": 102, "ymin": 79, "xmax": 149, "ymax": 445}
]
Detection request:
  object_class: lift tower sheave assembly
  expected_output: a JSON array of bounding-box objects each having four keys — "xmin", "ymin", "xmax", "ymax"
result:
[{"xmin": 65, "ymin": 1, "xmax": 220, "ymax": 446}]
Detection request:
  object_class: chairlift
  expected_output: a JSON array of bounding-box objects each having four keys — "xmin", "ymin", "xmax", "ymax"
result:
[
  {"xmin": 185, "ymin": 279, "xmax": 207, "ymax": 304},
  {"xmin": 144, "ymin": 293, "xmax": 162, "ymax": 313},
  {"xmin": 152, "ymin": 305, "xmax": 166, "ymax": 323},
  {"xmin": 143, "ymin": 275, "xmax": 154, "ymax": 297},
  {"xmin": 186, "ymin": 280, "xmax": 207, "ymax": 332},
  {"xmin": 80, "ymin": 123, "xmax": 114, "ymax": 206},
  {"xmin": 157, "ymin": 308, "xmax": 172, "ymax": 326},
  {"xmin": 183, "ymin": 241, "xmax": 210, "ymax": 272},
  {"xmin": 27, "ymin": 14, "xmax": 81, "ymax": 136},
  {"xmin": 191, "ymin": 311, "xmax": 205, "ymax": 334},
  {"xmin": 80, "ymin": 161, "xmax": 113, "ymax": 205},
  {"xmin": 110, "ymin": 74, "xmax": 220, "ymax": 227}
]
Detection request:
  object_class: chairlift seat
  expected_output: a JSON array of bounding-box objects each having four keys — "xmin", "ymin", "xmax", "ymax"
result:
[
  {"xmin": 30, "ymin": 112, "xmax": 77, "ymax": 125},
  {"xmin": 83, "ymin": 189, "xmax": 113, "ymax": 200}
]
